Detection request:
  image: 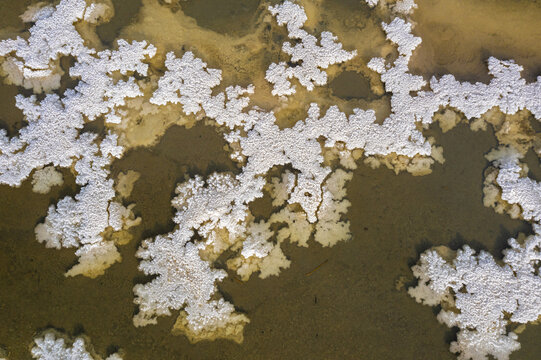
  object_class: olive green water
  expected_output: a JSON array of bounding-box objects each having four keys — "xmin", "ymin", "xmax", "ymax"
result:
[{"xmin": 1, "ymin": 0, "xmax": 541, "ymax": 359}]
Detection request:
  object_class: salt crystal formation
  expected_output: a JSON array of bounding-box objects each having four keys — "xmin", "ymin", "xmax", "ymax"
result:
[
  {"xmin": 364, "ymin": 0, "xmax": 379, "ymax": 8},
  {"xmin": 31, "ymin": 166, "xmax": 64, "ymax": 194},
  {"xmin": 135, "ymin": 29, "xmax": 371, "ymax": 339},
  {"xmin": 35, "ymin": 132, "xmax": 141, "ymax": 278},
  {"xmin": 409, "ymin": 227, "xmax": 541, "ymax": 360},
  {"xmin": 124, "ymin": 0, "xmax": 541, "ymax": 347},
  {"xmin": 2, "ymin": 0, "xmax": 541, "ymax": 354},
  {"xmin": 483, "ymin": 147, "xmax": 541, "ymax": 222},
  {"xmin": 387, "ymin": 4, "xmax": 541, "ymax": 359},
  {"xmin": 366, "ymin": 16, "xmax": 541, "ymax": 173},
  {"xmin": 363, "ymin": 0, "xmax": 417, "ymax": 14},
  {"xmin": 0, "ymin": 0, "xmax": 89, "ymax": 93},
  {"xmin": 266, "ymin": 1, "xmax": 357, "ymax": 96},
  {"xmin": 0, "ymin": 0, "xmax": 154, "ymax": 277},
  {"xmin": 31, "ymin": 329, "xmax": 122, "ymax": 360},
  {"xmin": 132, "ymin": 173, "xmax": 252, "ymax": 343},
  {"xmin": 392, "ymin": 0, "xmax": 418, "ymax": 14}
]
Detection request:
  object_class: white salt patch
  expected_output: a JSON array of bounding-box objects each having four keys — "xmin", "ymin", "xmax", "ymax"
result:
[
  {"xmin": 0, "ymin": 0, "xmax": 154, "ymax": 277},
  {"xmin": 151, "ymin": 48, "xmax": 426, "ymax": 225},
  {"xmin": 409, "ymin": 227, "xmax": 541, "ymax": 360},
  {"xmin": 31, "ymin": 166, "xmax": 63, "ymax": 194},
  {"xmin": 0, "ymin": 0, "xmax": 89, "ymax": 92},
  {"xmin": 64, "ymin": 39, "xmax": 156, "ymax": 124},
  {"xmin": 393, "ymin": 0, "xmax": 417, "ymax": 14},
  {"xmin": 364, "ymin": 0, "xmax": 378, "ymax": 8},
  {"xmin": 134, "ymin": 228, "xmax": 250, "ymax": 343},
  {"xmin": 35, "ymin": 133, "xmax": 140, "ymax": 278},
  {"xmin": 0, "ymin": 94, "xmax": 85, "ymax": 187},
  {"xmin": 368, "ymin": 16, "xmax": 541, "ymax": 168},
  {"xmin": 266, "ymin": 1, "xmax": 357, "ymax": 96},
  {"xmin": 133, "ymin": 173, "xmax": 255, "ymax": 340},
  {"xmin": 431, "ymin": 57, "xmax": 541, "ymax": 120},
  {"xmin": 484, "ymin": 147, "xmax": 541, "ymax": 223},
  {"xmin": 31, "ymin": 330, "xmax": 122, "ymax": 360},
  {"xmin": 150, "ymin": 51, "xmax": 222, "ymax": 114},
  {"xmin": 230, "ymin": 168, "xmax": 354, "ymax": 279}
]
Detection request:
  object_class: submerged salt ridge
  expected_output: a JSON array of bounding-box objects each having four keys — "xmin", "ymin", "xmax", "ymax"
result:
[{"xmin": 0, "ymin": 0, "xmax": 540, "ymax": 358}]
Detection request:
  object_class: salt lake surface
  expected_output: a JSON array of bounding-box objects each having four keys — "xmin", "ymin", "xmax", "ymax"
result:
[{"xmin": 1, "ymin": 0, "xmax": 540, "ymax": 359}]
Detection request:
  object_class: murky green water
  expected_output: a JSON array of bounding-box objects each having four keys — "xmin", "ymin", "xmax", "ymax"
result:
[{"xmin": 1, "ymin": 0, "xmax": 541, "ymax": 359}]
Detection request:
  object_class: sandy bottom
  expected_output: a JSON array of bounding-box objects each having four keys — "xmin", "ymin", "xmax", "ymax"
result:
[{"xmin": 1, "ymin": 0, "xmax": 541, "ymax": 359}]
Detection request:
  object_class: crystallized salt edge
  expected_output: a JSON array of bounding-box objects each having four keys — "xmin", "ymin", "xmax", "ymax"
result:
[{"xmin": 31, "ymin": 329, "xmax": 123, "ymax": 360}]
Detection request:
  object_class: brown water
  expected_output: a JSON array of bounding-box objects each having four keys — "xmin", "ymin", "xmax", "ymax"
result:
[
  {"xmin": 1, "ymin": 0, "xmax": 541, "ymax": 359},
  {"xmin": 411, "ymin": 0, "xmax": 541, "ymax": 82}
]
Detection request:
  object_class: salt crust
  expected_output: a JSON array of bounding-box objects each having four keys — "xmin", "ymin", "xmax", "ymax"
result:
[
  {"xmin": 266, "ymin": 1, "xmax": 357, "ymax": 96},
  {"xmin": 483, "ymin": 147, "xmax": 541, "ymax": 223},
  {"xmin": 4, "ymin": 0, "xmax": 541, "ymax": 350},
  {"xmin": 152, "ymin": 46, "xmax": 426, "ymax": 221},
  {"xmin": 392, "ymin": 0, "xmax": 418, "ymax": 14},
  {"xmin": 409, "ymin": 226, "xmax": 541, "ymax": 360},
  {"xmin": 150, "ymin": 51, "xmax": 222, "ymax": 114},
  {"xmin": 363, "ymin": 0, "xmax": 417, "ymax": 14},
  {"xmin": 31, "ymin": 329, "xmax": 122, "ymax": 360},
  {"xmin": 150, "ymin": 50, "xmax": 375, "ymax": 223},
  {"xmin": 138, "ymin": 2, "xmax": 463, "ymax": 341},
  {"xmin": 133, "ymin": 173, "xmax": 251, "ymax": 343},
  {"xmin": 0, "ymin": 0, "xmax": 89, "ymax": 93},
  {"xmin": 132, "ymin": 138, "xmax": 353, "ymax": 334},
  {"xmin": 35, "ymin": 132, "xmax": 141, "ymax": 278},
  {"xmin": 374, "ymin": 10, "xmax": 541, "ymax": 360},
  {"xmin": 150, "ymin": 51, "xmax": 255, "ymax": 130},
  {"xmin": 364, "ymin": 0, "xmax": 378, "ymax": 7},
  {"xmin": 0, "ymin": 37, "xmax": 155, "ymax": 185},
  {"xmin": 31, "ymin": 165, "xmax": 64, "ymax": 194},
  {"xmin": 0, "ymin": 0, "xmax": 155, "ymax": 277},
  {"xmin": 368, "ymin": 18, "xmax": 541, "ymax": 160},
  {"xmin": 228, "ymin": 169, "xmax": 352, "ymax": 279}
]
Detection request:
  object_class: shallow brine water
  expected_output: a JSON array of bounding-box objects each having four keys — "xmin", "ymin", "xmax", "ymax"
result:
[{"xmin": 1, "ymin": 0, "xmax": 541, "ymax": 359}]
